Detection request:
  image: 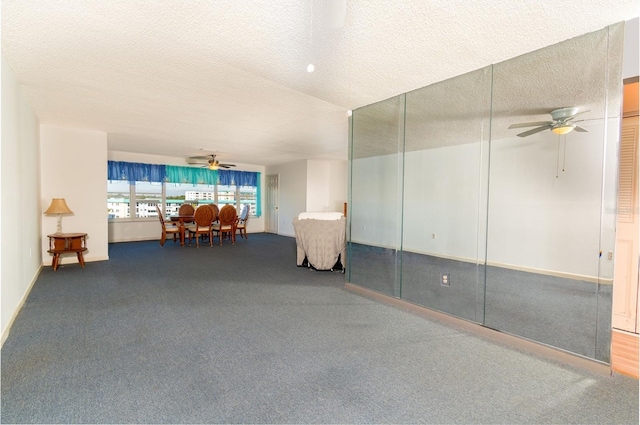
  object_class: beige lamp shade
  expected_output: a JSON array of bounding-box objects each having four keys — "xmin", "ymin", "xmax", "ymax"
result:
[
  {"xmin": 44, "ymin": 198, "xmax": 73, "ymax": 215},
  {"xmin": 44, "ymin": 198, "xmax": 73, "ymax": 234}
]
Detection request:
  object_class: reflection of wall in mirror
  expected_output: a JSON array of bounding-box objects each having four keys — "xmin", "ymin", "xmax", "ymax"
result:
[
  {"xmin": 350, "ymin": 121, "xmax": 608, "ymax": 280},
  {"xmin": 486, "ymin": 121, "xmax": 606, "ymax": 279},
  {"xmin": 350, "ymin": 153, "xmax": 400, "ymax": 248},
  {"xmin": 351, "ymin": 144, "xmax": 484, "ymax": 262}
]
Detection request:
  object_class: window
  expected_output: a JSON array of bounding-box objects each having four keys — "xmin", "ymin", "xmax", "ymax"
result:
[
  {"xmin": 134, "ymin": 181, "xmax": 163, "ymax": 218},
  {"xmin": 239, "ymin": 186, "xmax": 257, "ymax": 216},
  {"xmin": 107, "ymin": 180, "xmax": 132, "ymax": 218},
  {"xmin": 165, "ymin": 183, "xmax": 189, "ymax": 218},
  {"xmin": 218, "ymin": 184, "xmax": 236, "ymax": 210},
  {"xmin": 109, "ymin": 180, "xmax": 259, "ymax": 220},
  {"xmin": 168, "ymin": 183, "xmax": 216, "ymax": 209}
]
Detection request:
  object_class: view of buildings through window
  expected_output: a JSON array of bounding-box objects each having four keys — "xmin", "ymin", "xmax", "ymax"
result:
[{"xmin": 108, "ymin": 181, "xmax": 257, "ymax": 219}]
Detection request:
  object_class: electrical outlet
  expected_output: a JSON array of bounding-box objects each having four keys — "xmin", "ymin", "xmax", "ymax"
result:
[
  {"xmin": 441, "ymin": 272, "xmax": 450, "ymax": 287},
  {"xmin": 432, "ymin": 233, "xmax": 436, "ymax": 239},
  {"xmin": 608, "ymin": 251, "xmax": 613, "ymax": 260}
]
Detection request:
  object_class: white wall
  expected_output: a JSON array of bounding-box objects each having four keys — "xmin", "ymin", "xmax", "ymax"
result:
[
  {"xmin": 307, "ymin": 160, "xmax": 330, "ymax": 212},
  {"xmin": 1, "ymin": 55, "xmax": 42, "ymax": 343},
  {"xmin": 266, "ymin": 159, "xmax": 347, "ymax": 237},
  {"xmin": 265, "ymin": 160, "xmax": 308, "ymax": 237},
  {"xmin": 328, "ymin": 160, "xmax": 348, "ymax": 213},
  {"xmin": 306, "ymin": 159, "xmax": 347, "ymax": 213},
  {"xmin": 40, "ymin": 125, "xmax": 109, "ymax": 264},
  {"xmin": 107, "ymin": 151, "xmax": 266, "ymax": 242}
]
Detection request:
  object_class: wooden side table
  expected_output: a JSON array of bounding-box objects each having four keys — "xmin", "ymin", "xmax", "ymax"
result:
[{"xmin": 47, "ymin": 233, "xmax": 87, "ymax": 271}]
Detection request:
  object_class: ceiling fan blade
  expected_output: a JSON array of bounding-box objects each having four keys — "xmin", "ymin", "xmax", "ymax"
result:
[
  {"xmin": 187, "ymin": 154, "xmax": 234, "ymax": 168},
  {"xmin": 574, "ymin": 125, "xmax": 589, "ymax": 132},
  {"xmin": 572, "ymin": 109, "xmax": 590, "ymax": 117},
  {"xmin": 564, "ymin": 110, "xmax": 591, "ymax": 124},
  {"xmin": 517, "ymin": 125, "xmax": 551, "ymax": 137},
  {"xmin": 508, "ymin": 121, "xmax": 553, "ymax": 129}
]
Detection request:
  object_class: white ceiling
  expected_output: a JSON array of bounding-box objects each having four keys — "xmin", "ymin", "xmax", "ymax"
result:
[{"xmin": 2, "ymin": 1, "xmax": 638, "ymax": 166}]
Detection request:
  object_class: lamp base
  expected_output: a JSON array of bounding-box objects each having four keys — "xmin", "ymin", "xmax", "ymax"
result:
[{"xmin": 55, "ymin": 214, "xmax": 64, "ymax": 234}]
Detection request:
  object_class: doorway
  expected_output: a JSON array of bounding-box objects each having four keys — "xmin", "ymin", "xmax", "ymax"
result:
[{"xmin": 266, "ymin": 174, "xmax": 279, "ymax": 234}]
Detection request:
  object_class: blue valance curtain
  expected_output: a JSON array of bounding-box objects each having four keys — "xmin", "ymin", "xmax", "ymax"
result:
[
  {"xmin": 107, "ymin": 161, "xmax": 166, "ymax": 183},
  {"xmin": 107, "ymin": 161, "xmax": 260, "ymax": 187},
  {"xmin": 218, "ymin": 170, "xmax": 258, "ymax": 187}
]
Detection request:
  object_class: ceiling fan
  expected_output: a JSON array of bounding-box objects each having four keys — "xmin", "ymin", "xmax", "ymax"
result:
[
  {"xmin": 508, "ymin": 107, "xmax": 589, "ymax": 137},
  {"xmin": 187, "ymin": 154, "xmax": 236, "ymax": 170}
]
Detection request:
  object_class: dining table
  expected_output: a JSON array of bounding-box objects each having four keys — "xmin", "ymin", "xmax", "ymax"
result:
[{"xmin": 170, "ymin": 215, "xmax": 194, "ymax": 246}]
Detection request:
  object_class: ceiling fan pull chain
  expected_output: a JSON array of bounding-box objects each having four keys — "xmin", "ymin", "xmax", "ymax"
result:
[
  {"xmin": 556, "ymin": 136, "xmax": 561, "ymax": 178},
  {"xmin": 562, "ymin": 134, "xmax": 567, "ymax": 172}
]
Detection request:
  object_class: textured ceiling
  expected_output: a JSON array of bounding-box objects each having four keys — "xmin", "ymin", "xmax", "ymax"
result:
[{"xmin": 2, "ymin": 1, "xmax": 638, "ymax": 166}]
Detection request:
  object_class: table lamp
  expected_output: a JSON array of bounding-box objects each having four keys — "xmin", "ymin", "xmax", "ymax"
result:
[{"xmin": 44, "ymin": 198, "xmax": 73, "ymax": 234}]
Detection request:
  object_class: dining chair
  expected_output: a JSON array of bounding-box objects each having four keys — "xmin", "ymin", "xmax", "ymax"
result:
[
  {"xmin": 212, "ymin": 204, "xmax": 237, "ymax": 245},
  {"xmin": 185, "ymin": 205, "xmax": 215, "ymax": 247},
  {"xmin": 178, "ymin": 203, "xmax": 195, "ymax": 216},
  {"xmin": 156, "ymin": 205, "xmax": 180, "ymax": 246},
  {"xmin": 196, "ymin": 204, "xmax": 219, "ymax": 243},
  {"xmin": 206, "ymin": 204, "xmax": 219, "ymax": 224},
  {"xmin": 235, "ymin": 204, "xmax": 250, "ymax": 239}
]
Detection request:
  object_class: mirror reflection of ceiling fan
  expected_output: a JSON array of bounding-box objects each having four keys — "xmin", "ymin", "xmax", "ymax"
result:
[
  {"xmin": 508, "ymin": 107, "xmax": 589, "ymax": 137},
  {"xmin": 187, "ymin": 154, "xmax": 236, "ymax": 170}
]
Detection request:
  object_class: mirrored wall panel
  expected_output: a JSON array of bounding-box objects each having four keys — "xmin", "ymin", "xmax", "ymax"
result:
[
  {"xmin": 486, "ymin": 24, "xmax": 623, "ymax": 361},
  {"xmin": 597, "ymin": 23, "xmax": 624, "ymax": 361},
  {"xmin": 349, "ymin": 95, "xmax": 405, "ymax": 297},
  {"xmin": 347, "ymin": 22, "xmax": 625, "ymax": 363},
  {"xmin": 401, "ymin": 67, "xmax": 491, "ymax": 322}
]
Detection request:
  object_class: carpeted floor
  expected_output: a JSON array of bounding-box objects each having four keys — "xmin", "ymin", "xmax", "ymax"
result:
[{"xmin": 1, "ymin": 234, "xmax": 638, "ymax": 424}]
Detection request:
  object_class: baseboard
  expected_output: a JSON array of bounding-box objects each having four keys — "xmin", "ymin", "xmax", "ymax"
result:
[
  {"xmin": 1, "ymin": 266, "xmax": 42, "ymax": 347},
  {"xmin": 345, "ymin": 283, "xmax": 611, "ymax": 376}
]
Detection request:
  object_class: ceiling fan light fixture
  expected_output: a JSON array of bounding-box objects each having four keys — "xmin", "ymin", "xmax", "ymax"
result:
[
  {"xmin": 551, "ymin": 124, "xmax": 575, "ymax": 135},
  {"xmin": 188, "ymin": 154, "xmax": 235, "ymax": 170}
]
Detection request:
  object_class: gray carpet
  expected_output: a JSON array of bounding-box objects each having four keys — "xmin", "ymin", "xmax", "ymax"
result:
[{"xmin": 1, "ymin": 234, "xmax": 638, "ymax": 424}]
